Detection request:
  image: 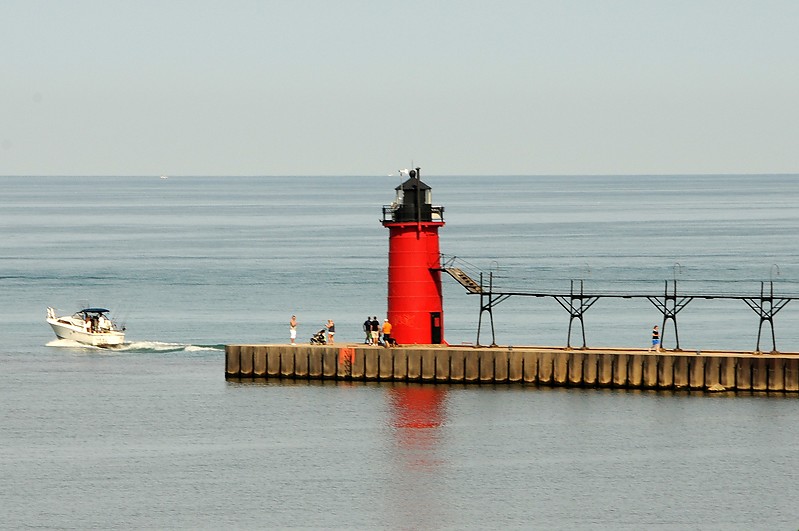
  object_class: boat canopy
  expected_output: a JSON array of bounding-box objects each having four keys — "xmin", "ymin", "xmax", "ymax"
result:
[{"xmin": 79, "ymin": 308, "xmax": 111, "ymax": 314}]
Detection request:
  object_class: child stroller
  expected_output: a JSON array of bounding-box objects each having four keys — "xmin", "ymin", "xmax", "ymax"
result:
[
  {"xmin": 383, "ymin": 335, "xmax": 398, "ymax": 347},
  {"xmin": 310, "ymin": 328, "xmax": 327, "ymax": 345}
]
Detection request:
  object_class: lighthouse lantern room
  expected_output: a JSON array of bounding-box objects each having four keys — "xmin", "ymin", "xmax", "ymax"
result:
[{"xmin": 381, "ymin": 168, "xmax": 446, "ymax": 345}]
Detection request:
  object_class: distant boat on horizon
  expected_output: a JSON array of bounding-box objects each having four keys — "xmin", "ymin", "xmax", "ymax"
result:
[{"xmin": 160, "ymin": 175, "xmax": 168, "ymax": 179}]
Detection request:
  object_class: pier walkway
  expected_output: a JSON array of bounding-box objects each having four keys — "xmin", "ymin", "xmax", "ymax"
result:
[{"xmin": 226, "ymin": 344, "xmax": 799, "ymax": 393}]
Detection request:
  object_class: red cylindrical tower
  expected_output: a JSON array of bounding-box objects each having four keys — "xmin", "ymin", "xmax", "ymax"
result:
[{"xmin": 381, "ymin": 168, "xmax": 446, "ymax": 344}]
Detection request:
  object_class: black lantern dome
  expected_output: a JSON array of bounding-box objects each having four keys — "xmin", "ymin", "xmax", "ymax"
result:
[{"xmin": 382, "ymin": 167, "xmax": 444, "ymax": 223}]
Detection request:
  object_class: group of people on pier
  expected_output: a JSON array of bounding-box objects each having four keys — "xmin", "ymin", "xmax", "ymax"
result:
[
  {"xmin": 363, "ymin": 316, "xmax": 395, "ymax": 346},
  {"xmin": 288, "ymin": 314, "xmax": 395, "ymax": 346}
]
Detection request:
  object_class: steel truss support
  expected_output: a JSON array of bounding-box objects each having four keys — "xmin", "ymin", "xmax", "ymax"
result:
[
  {"xmin": 743, "ymin": 281, "xmax": 791, "ymax": 354},
  {"xmin": 441, "ymin": 253, "xmax": 797, "ymax": 351},
  {"xmin": 553, "ymin": 280, "xmax": 599, "ymax": 349},
  {"xmin": 476, "ymin": 272, "xmax": 512, "ymax": 347},
  {"xmin": 646, "ymin": 280, "xmax": 693, "ymax": 351}
]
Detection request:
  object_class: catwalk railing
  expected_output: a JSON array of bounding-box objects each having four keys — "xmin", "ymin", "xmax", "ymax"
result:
[{"xmin": 438, "ymin": 255, "xmax": 798, "ymax": 353}]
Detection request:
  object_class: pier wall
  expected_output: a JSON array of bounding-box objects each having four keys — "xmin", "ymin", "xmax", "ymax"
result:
[{"xmin": 225, "ymin": 345, "xmax": 799, "ymax": 393}]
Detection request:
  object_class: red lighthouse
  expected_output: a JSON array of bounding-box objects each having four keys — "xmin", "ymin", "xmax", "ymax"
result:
[{"xmin": 382, "ymin": 168, "xmax": 446, "ymax": 345}]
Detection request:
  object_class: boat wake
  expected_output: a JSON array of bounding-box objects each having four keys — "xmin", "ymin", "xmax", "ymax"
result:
[{"xmin": 46, "ymin": 338, "xmax": 224, "ymax": 353}]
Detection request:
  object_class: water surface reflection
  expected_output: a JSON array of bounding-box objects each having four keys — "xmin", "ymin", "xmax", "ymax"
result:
[{"xmin": 385, "ymin": 384, "xmax": 451, "ymax": 526}]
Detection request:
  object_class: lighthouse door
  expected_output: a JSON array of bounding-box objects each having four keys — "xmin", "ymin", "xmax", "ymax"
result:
[{"xmin": 430, "ymin": 312, "xmax": 442, "ymax": 344}]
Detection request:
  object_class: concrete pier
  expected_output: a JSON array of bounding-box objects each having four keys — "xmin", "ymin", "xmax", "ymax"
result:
[{"xmin": 225, "ymin": 344, "xmax": 799, "ymax": 393}]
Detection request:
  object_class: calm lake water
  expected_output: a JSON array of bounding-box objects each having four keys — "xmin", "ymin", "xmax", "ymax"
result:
[{"xmin": 1, "ymin": 174, "xmax": 798, "ymax": 529}]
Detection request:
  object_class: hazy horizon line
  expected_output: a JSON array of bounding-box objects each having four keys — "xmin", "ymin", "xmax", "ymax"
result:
[{"xmin": 1, "ymin": 172, "xmax": 797, "ymax": 179}]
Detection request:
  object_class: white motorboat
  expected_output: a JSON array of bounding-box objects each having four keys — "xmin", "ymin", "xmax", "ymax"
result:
[{"xmin": 46, "ymin": 307, "xmax": 126, "ymax": 347}]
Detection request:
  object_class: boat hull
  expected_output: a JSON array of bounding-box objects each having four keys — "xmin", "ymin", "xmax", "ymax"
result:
[{"xmin": 47, "ymin": 318, "xmax": 125, "ymax": 347}]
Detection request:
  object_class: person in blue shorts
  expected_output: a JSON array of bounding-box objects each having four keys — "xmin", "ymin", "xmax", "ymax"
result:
[{"xmin": 649, "ymin": 324, "xmax": 660, "ymax": 352}]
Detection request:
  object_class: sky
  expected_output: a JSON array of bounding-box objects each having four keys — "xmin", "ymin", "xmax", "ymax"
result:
[{"xmin": 2, "ymin": 0, "xmax": 798, "ymax": 176}]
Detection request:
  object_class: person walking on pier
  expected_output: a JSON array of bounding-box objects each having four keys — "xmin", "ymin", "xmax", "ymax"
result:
[
  {"xmin": 289, "ymin": 315, "xmax": 298, "ymax": 345},
  {"xmin": 326, "ymin": 319, "xmax": 335, "ymax": 344},
  {"xmin": 363, "ymin": 316, "xmax": 372, "ymax": 344},
  {"xmin": 370, "ymin": 316, "xmax": 380, "ymax": 346},
  {"xmin": 382, "ymin": 318, "xmax": 395, "ymax": 347},
  {"xmin": 649, "ymin": 324, "xmax": 660, "ymax": 352}
]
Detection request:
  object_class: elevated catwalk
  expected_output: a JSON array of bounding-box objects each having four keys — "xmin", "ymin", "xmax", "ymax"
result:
[
  {"xmin": 440, "ymin": 255, "xmax": 798, "ymax": 353},
  {"xmin": 225, "ymin": 344, "xmax": 799, "ymax": 393}
]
